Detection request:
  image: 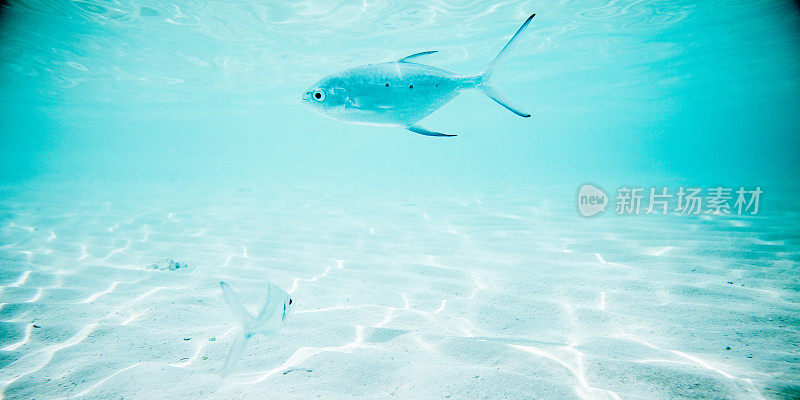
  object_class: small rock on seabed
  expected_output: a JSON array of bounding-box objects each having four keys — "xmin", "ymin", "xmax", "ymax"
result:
[{"xmin": 149, "ymin": 258, "xmax": 188, "ymax": 271}]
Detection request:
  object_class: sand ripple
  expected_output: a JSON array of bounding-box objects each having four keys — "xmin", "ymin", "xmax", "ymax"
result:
[{"xmin": 0, "ymin": 182, "xmax": 797, "ymax": 399}]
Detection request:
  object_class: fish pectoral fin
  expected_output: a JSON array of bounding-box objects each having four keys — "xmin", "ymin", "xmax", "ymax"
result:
[
  {"xmin": 345, "ymin": 97, "xmax": 359, "ymax": 108},
  {"xmin": 398, "ymin": 50, "xmax": 438, "ymax": 63},
  {"xmin": 407, "ymin": 124, "xmax": 456, "ymax": 137}
]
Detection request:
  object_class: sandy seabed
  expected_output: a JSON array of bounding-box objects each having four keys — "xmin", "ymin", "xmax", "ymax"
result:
[{"xmin": 0, "ymin": 182, "xmax": 797, "ymax": 399}]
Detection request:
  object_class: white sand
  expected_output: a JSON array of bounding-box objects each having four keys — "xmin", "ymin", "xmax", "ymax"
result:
[{"xmin": 0, "ymin": 182, "xmax": 797, "ymax": 399}]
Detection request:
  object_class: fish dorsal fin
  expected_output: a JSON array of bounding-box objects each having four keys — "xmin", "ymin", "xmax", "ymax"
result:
[{"xmin": 398, "ymin": 50, "xmax": 438, "ymax": 63}]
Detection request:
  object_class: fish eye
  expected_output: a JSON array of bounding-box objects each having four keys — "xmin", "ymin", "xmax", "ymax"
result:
[
  {"xmin": 289, "ymin": 298, "xmax": 293, "ymax": 305},
  {"xmin": 313, "ymin": 90, "xmax": 325, "ymax": 101}
]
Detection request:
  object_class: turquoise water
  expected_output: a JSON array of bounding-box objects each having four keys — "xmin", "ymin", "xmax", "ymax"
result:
[
  {"xmin": 1, "ymin": 1, "xmax": 799, "ymax": 399},
  {"xmin": 2, "ymin": 0, "xmax": 798, "ymax": 186}
]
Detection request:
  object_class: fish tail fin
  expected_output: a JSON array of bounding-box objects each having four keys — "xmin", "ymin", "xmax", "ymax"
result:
[
  {"xmin": 475, "ymin": 14, "xmax": 534, "ymax": 118},
  {"xmin": 480, "ymin": 13, "xmax": 535, "ymax": 79},
  {"xmin": 480, "ymin": 85, "xmax": 531, "ymax": 118},
  {"xmin": 221, "ymin": 330, "xmax": 250, "ymax": 376},
  {"xmin": 220, "ymin": 281, "xmax": 256, "ymax": 376}
]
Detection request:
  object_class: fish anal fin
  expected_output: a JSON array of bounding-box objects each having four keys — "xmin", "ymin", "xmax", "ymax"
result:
[
  {"xmin": 398, "ymin": 50, "xmax": 438, "ymax": 63},
  {"xmin": 407, "ymin": 125, "xmax": 456, "ymax": 137}
]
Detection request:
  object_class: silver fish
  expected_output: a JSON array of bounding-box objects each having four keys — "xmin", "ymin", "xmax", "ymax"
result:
[
  {"xmin": 219, "ymin": 281, "xmax": 293, "ymax": 376},
  {"xmin": 302, "ymin": 14, "xmax": 536, "ymax": 137}
]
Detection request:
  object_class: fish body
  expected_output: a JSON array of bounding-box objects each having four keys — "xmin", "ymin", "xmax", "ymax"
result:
[
  {"xmin": 302, "ymin": 14, "xmax": 536, "ymax": 137},
  {"xmin": 306, "ymin": 62, "xmax": 477, "ymax": 127},
  {"xmin": 219, "ymin": 281, "xmax": 293, "ymax": 376}
]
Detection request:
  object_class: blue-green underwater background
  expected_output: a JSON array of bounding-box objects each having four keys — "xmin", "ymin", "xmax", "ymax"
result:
[
  {"xmin": 1, "ymin": 1, "xmax": 799, "ymax": 400},
  {"xmin": 1, "ymin": 0, "xmax": 798, "ymax": 190}
]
